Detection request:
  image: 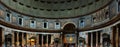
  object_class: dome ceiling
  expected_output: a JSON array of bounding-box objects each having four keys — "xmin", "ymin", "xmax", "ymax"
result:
[{"xmin": 0, "ymin": 0, "xmax": 112, "ymax": 19}]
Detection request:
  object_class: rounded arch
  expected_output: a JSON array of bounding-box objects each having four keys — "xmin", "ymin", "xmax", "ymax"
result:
[
  {"xmin": 62, "ymin": 22, "xmax": 77, "ymax": 29},
  {"xmin": 63, "ymin": 23, "xmax": 76, "ymax": 31}
]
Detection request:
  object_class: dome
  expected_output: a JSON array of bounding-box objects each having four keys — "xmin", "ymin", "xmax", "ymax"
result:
[{"xmin": 0, "ymin": 0, "xmax": 112, "ymax": 19}]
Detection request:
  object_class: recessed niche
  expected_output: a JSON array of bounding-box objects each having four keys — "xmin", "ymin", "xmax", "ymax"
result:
[
  {"xmin": 53, "ymin": 9, "xmax": 58, "ymax": 11},
  {"xmin": 95, "ymin": 0, "xmax": 100, "ymax": 2},
  {"xmin": 81, "ymin": 5, "xmax": 86, "ymax": 8},
  {"xmin": 26, "ymin": 5, "xmax": 31, "ymax": 8},
  {"xmin": 47, "ymin": 9, "xmax": 51, "ymax": 11},
  {"xmin": 33, "ymin": 7, "xmax": 37, "ymax": 9},
  {"xmin": 40, "ymin": 1, "xmax": 45, "ymax": 3},
  {"xmin": 67, "ymin": 8, "xmax": 72, "ymax": 10},
  {"xmin": 88, "ymin": 2, "xmax": 93, "ymax": 5},
  {"xmin": 34, "ymin": 0, "xmax": 39, "ymax": 1},
  {"xmin": 19, "ymin": 2, "xmax": 24, "ymax": 5},
  {"xmin": 67, "ymin": 0, "xmax": 72, "ymax": 2},
  {"xmin": 74, "ymin": 7, "xmax": 79, "ymax": 9},
  {"xmin": 40, "ymin": 8, "xmax": 44, "ymax": 10},
  {"xmin": 13, "ymin": 0, "xmax": 17, "ymax": 2}
]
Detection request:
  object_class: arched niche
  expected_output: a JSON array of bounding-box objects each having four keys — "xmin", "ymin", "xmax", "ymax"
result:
[{"xmin": 63, "ymin": 23, "xmax": 76, "ymax": 33}]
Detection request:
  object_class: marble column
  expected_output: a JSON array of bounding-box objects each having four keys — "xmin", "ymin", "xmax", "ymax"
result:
[
  {"xmin": 22, "ymin": 33, "xmax": 24, "ymax": 47},
  {"xmin": 91, "ymin": 33, "xmax": 93, "ymax": 47},
  {"xmin": 17, "ymin": 32, "xmax": 19, "ymax": 47},
  {"xmin": 51, "ymin": 35, "xmax": 54, "ymax": 45},
  {"xmin": 2, "ymin": 28, "xmax": 4, "ymax": 47},
  {"xmin": 37, "ymin": 34, "xmax": 39, "ymax": 47},
  {"xmin": 12, "ymin": 31, "xmax": 15, "ymax": 47},
  {"xmin": 26, "ymin": 33, "xmax": 29, "ymax": 47}
]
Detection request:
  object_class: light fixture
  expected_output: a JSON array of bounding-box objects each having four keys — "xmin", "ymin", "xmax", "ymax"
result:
[
  {"xmin": 31, "ymin": 39, "xmax": 35, "ymax": 42},
  {"xmin": 69, "ymin": 37, "xmax": 73, "ymax": 42}
]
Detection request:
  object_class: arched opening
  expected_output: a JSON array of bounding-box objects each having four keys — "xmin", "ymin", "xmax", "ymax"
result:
[{"xmin": 63, "ymin": 23, "xmax": 76, "ymax": 31}]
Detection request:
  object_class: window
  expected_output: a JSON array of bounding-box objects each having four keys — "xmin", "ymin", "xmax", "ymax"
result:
[
  {"xmin": 43, "ymin": 22, "xmax": 48, "ymax": 29},
  {"xmin": 55, "ymin": 22, "xmax": 60, "ymax": 29},
  {"xmin": 30, "ymin": 20, "xmax": 36, "ymax": 28},
  {"xmin": 93, "ymin": 17, "xmax": 96, "ymax": 23},
  {"xmin": 79, "ymin": 20, "xmax": 85, "ymax": 28},
  {"xmin": 105, "ymin": 11, "xmax": 109, "ymax": 19},
  {"xmin": 6, "ymin": 13, "xmax": 11, "ymax": 22},
  {"xmin": 18, "ymin": 17, "xmax": 23, "ymax": 26}
]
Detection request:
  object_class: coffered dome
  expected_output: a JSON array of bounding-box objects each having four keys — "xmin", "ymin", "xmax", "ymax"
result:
[{"xmin": 0, "ymin": 0, "xmax": 112, "ymax": 19}]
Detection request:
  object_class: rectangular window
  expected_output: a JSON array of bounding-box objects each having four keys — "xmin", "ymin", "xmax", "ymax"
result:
[
  {"xmin": 43, "ymin": 22, "xmax": 48, "ymax": 29},
  {"xmin": 30, "ymin": 20, "xmax": 36, "ymax": 28},
  {"xmin": 6, "ymin": 13, "xmax": 11, "ymax": 22},
  {"xmin": 79, "ymin": 20, "xmax": 85, "ymax": 28},
  {"xmin": 18, "ymin": 17, "xmax": 23, "ymax": 26},
  {"xmin": 55, "ymin": 22, "xmax": 60, "ymax": 29}
]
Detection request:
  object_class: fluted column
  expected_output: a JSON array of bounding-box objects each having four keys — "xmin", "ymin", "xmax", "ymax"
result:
[{"xmin": 12, "ymin": 31, "xmax": 15, "ymax": 47}]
